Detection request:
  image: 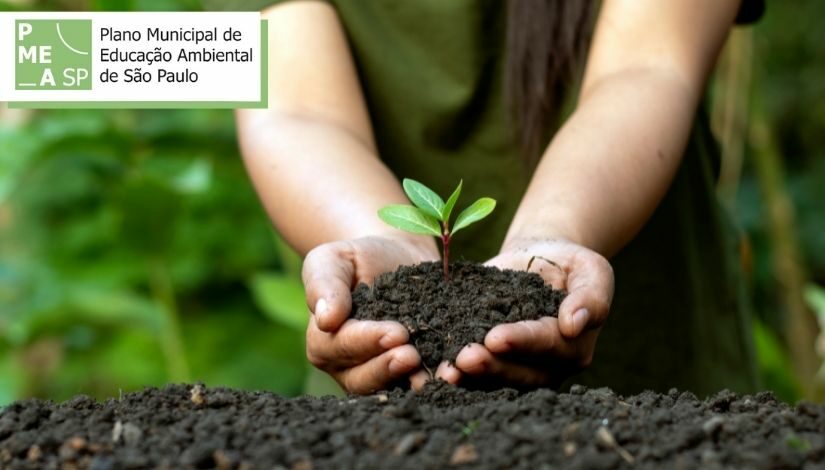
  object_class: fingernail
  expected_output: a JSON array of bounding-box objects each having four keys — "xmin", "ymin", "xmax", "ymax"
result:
[
  {"xmin": 573, "ymin": 308, "xmax": 589, "ymax": 333},
  {"xmin": 315, "ymin": 298, "xmax": 329, "ymax": 321},
  {"xmin": 437, "ymin": 362, "xmax": 461, "ymax": 384}
]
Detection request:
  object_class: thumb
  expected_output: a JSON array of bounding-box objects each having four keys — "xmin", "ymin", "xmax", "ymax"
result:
[
  {"xmin": 302, "ymin": 242, "xmax": 356, "ymax": 332},
  {"xmin": 557, "ymin": 254, "xmax": 613, "ymax": 338}
]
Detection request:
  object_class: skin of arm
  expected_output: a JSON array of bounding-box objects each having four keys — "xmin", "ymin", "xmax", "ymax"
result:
[
  {"xmin": 508, "ymin": 0, "xmax": 741, "ymax": 257},
  {"xmin": 237, "ymin": 2, "xmax": 438, "ymax": 393},
  {"xmin": 446, "ymin": 0, "xmax": 744, "ymax": 387},
  {"xmin": 237, "ymin": 2, "xmax": 432, "ymax": 256}
]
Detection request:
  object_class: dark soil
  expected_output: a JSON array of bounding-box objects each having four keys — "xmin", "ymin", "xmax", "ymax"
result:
[
  {"xmin": 2, "ymin": 383, "xmax": 825, "ymax": 469},
  {"xmin": 351, "ymin": 261, "xmax": 565, "ymax": 369}
]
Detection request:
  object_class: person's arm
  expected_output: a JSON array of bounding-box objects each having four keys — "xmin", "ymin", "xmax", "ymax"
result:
[
  {"xmin": 447, "ymin": 0, "xmax": 743, "ymax": 387},
  {"xmin": 508, "ymin": 0, "xmax": 739, "ymax": 257},
  {"xmin": 237, "ymin": 2, "xmax": 437, "ymax": 393},
  {"xmin": 237, "ymin": 2, "xmax": 431, "ymax": 256}
]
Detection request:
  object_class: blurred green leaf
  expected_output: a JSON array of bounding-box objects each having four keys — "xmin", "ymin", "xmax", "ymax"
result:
[
  {"xmin": 134, "ymin": 0, "xmax": 202, "ymax": 11},
  {"xmin": 753, "ymin": 320, "xmax": 801, "ymax": 403},
  {"xmin": 172, "ymin": 158, "xmax": 212, "ymax": 194},
  {"xmin": 0, "ymin": 353, "xmax": 22, "ymax": 406},
  {"xmin": 115, "ymin": 177, "xmax": 181, "ymax": 255},
  {"xmin": 249, "ymin": 272, "xmax": 308, "ymax": 331},
  {"xmin": 303, "ymin": 367, "xmax": 343, "ymax": 397},
  {"xmin": 273, "ymin": 234, "xmax": 303, "ymax": 277},
  {"xmin": 0, "ymin": 103, "xmax": 294, "ymax": 402},
  {"xmin": 67, "ymin": 286, "xmax": 164, "ymax": 331},
  {"xmin": 803, "ymin": 283, "xmax": 825, "ymax": 323},
  {"xmin": 183, "ymin": 306, "xmax": 307, "ymax": 395},
  {"xmin": 787, "ymin": 433, "xmax": 811, "ymax": 452},
  {"xmin": 91, "ymin": 0, "xmax": 134, "ymax": 11}
]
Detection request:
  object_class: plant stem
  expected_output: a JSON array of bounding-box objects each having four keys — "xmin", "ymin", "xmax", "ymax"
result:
[
  {"xmin": 148, "ymin": 258, "xmax": 190, "ymax": 383},
  {"xmin": 441, "ymin": 228, "xmax": 451, "ymax": 282}
]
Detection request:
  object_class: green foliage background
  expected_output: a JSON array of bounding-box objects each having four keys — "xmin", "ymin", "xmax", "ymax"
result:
[{"xmin": 0, "ymin": 0, "xmax": 823, "ymax": 404}]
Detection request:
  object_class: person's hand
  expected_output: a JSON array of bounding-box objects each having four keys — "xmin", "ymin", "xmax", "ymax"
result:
[
  {"xmin": 302, "ymin": 235, "xmax": 438, "ymax": 394},
  {"xmin": 435, "ymin": 238, "xmax": 614, "ymax": 388}
]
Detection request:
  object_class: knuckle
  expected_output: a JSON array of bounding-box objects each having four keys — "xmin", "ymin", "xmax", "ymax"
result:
[
  {"xmin": 335, "ymin": 333, "xmax": 359, "ymax": 363},
  {"xmin": 367, "ymin": 364, "xmax": 386, "ymax": 390},
  {"xmin": 302, "ymin": 242, "xmax": 344, "ymax": 277},
  {"xmin": 301, "ymin": 246, "xmax": 324, "ymax": 276},
  {"xmin": 338, "ymin": 372, "xmax": 352, "ymax": 392},
  {"xmin": 583, "ymin": 251, "xmax": 613, "ymax": 276},
  {"xmin": 332, "ymin": 371, "xmax": 352, "ymax": 392},
  {"xmin": 341, "ymin": 371, "xmax": 365, "ymax": 395},
  {"xmin": 594, "ymin": 297, "xmax": 611, "ymax": 313},
  {"xmin": 305, "ymin": 347, "xmax": 327, "ymax": 369},
  {"xmin": 477, "ymin": 353, "xmax": 494, "ymax": 372},
  {"xmin": 592, "ymin": 299, "xmax": 612, "ymax": 322},
  {"xmin": 337, "ymin": 240, "xmax": 358, "ymax": 263},
  {"xmin": 306, "ymin": 352, "xmax": 326, "ymax": 369},
  {"xmin": 305, "ymin": 330, "xmax": 329, "ymax": 369},
  {"xmin": 600, "ymin": 256, "xmax": 615, "ymax": 277}
]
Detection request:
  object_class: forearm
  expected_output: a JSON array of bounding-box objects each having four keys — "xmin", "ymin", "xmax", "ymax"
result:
[
  {"xmin": 505, "ymin": 69, "xmax": 698, "ymax": 257},
  {"xmin": 237, "ymin": 111, "xmax": 436, "ymax": 257},
  {"xmin": 238, "ymin": 2, "xmax": 436, "ymax": 258}
]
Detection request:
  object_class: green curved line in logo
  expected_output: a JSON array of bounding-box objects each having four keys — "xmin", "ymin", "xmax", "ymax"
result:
[{"xmin": 56, "ymin": 22, "xmax": 89, "ymax": 56}]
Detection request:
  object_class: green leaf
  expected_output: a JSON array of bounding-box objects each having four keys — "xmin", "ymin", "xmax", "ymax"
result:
[
  {"xmin": 378, "ymin": 205, "xmax": 442, "ymax": 236},
  {"xmin": 804, "ymin": 283, "xmax": 825, "ymax": 325},
  {"xmin": 273, "ymin": 233, "xmax": 303, "ymax": 277},
  {"xmin": 172, "ymin": 158, "xmax": 212, "ymax": 194},
  {"xmin": 402, "ymin": 178, "xmax": 445, "ymax": 220},
  {"xmin": 752, "ymin": 319, "xmax": 801, "ymax": 403},
  {"xmin": 451, "ymin": 198, "xmax": 496, "ymax": 235},
  {"xmin": 249, "ymin": 272, "xmax": 308, "ymax": 331},
  {"xmin": 442, "ymin": 180, "xmax": 462, "ymax": 223}
]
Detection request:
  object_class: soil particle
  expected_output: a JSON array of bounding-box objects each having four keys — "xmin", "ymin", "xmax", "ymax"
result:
[
  {"xmin": 393, "ymin": 432, "xmax": 425, "ymax": 455},
  {"xmin": 112, "ymin": 421, "xmax": 142, "ymax": 446},
  {"xmin": 450, "ymin": 444, "xmax": 479, "ymax": 465},
  {"xmin": 1, "ymin": 382, "xmax": 824, "ymax": 469},
  {"xmin": 292, "ymin": 458, "xmax": 313, "ymax": 470},
  {"xmin": 191, "ymin": 384, "xmax": 206, "ymax": 406},
  {"xmin": 25, "ymin": 445, "xmax": 41, "ymax": 462},
  {"xmin": 351, "ymin": 261, "xmax": 565, "ymax": 369}
]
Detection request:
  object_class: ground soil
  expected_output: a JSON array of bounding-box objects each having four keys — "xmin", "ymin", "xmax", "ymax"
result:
[
  {"xmin": 351, "ymin": 261, "xmax": 565, "ymax": 370},
  {"xmin": 1, "ymin": 382, "xmax": 824, "ymax": 469}
]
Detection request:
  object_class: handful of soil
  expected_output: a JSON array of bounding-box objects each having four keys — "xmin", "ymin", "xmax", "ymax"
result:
[{"xmin": 351, "ymin": 261, "xmax": 565, "ymax": 369}]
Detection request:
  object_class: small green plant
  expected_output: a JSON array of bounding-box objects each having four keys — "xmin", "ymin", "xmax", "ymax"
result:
[
  {"xmin": 461, "ymin": 420, "xmax": 479, "ymax": 437},
  {"xmin": 786, "ymin": 433, "xmax": 811, "ymax": 452},
  {"xmin": 378, "ymin": 178, "xmax": 496, "ymax": 281}
]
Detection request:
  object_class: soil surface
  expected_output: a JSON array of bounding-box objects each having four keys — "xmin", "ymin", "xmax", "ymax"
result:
[
  {"xmin": 1, "ymin": 383, "xmax": 824, "ymax": 469},
  {"xmin": 351, "ymin": 261, "xmax": 565, "ymax": 369}
]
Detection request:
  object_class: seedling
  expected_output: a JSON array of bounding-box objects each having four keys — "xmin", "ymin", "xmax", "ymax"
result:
[
  {"xmin": 378, "ymin": 179, "xmax": 496, "ymax": 281},
  {"xmin": 461, "ymin": 420, "xmax": 479, "ymax": 437}
]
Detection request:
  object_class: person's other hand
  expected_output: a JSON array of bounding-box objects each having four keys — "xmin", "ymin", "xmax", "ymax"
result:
[
  {"xmin": 437, "ymin": 238, "xmax": 614, "ymax": 388},
  {"xmin": 303, "ymin": 236, "xmax": 438, "ymax": 394}
]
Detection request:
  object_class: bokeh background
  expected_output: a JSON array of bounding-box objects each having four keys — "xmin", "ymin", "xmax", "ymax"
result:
[{"xmin": 1, "ymin": 0, "xmax": 823, "ymax": 404}]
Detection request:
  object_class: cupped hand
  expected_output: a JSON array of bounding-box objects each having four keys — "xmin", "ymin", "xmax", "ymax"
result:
[
  {"xmin": 302, "ymin": 236, "xmax": 438, "ymax": 394},
  {"xmin": 436, "ymin": 238, "xmax": 614, "ymax": 388}
]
